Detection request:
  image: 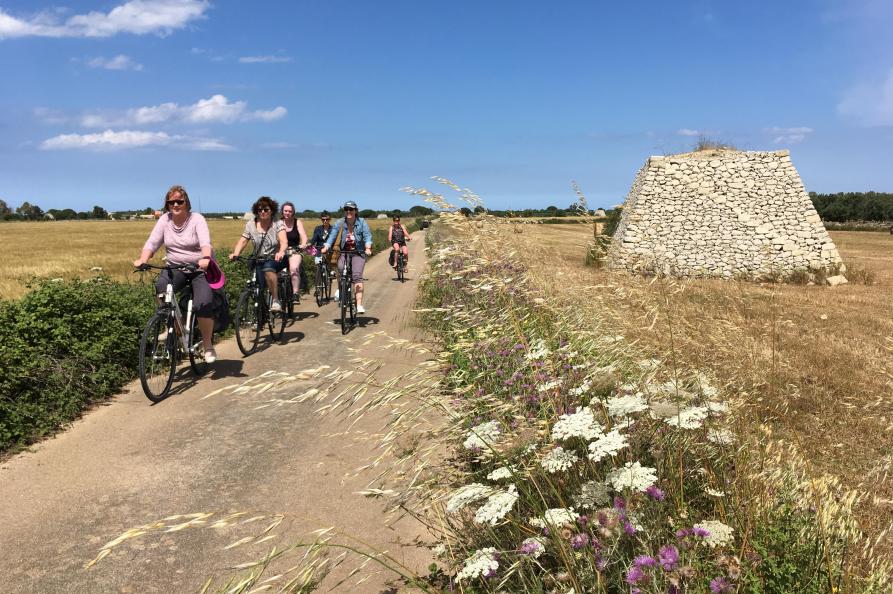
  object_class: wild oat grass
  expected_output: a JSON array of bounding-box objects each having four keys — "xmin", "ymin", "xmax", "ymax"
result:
[{"xmin": 0, "ymin": 218, "xmax": 397, "ymax": 299}]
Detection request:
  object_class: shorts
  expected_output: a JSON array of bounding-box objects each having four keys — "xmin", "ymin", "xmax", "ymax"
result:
[{"xmin": 258, "ymin": 258, "xmax": 286, "ymax": 274}]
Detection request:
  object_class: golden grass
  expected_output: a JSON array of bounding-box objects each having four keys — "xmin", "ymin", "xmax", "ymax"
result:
[
  {"xmin": 0, "ymin": 218, "xmax": 395, "ymax": 299},
  {"xmin": 519, "ymin": 223, "xmax": 893, "ymax": 561}
]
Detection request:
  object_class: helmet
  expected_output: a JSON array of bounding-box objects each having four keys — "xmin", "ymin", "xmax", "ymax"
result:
[
  {"xmin": 205, "ymin": 258, "xmax": 226, "ymax": 290},
  {"xmin": 343, "ymin": 200, "xmax": 358, "ymax": 210}
]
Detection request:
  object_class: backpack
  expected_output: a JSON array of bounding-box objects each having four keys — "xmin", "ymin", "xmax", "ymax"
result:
[{"xmin": 212, "ymin": 288, "xmax": 231, "ymax": 334}]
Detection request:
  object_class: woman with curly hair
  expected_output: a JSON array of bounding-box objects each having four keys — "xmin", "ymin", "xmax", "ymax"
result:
[{"xmin": 230, "ymin": 196, "xmax": 287, "ymax": 312}]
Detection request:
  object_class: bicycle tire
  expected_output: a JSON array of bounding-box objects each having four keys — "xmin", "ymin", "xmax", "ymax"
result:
[
  {"xmin": 315, "ymin": 264, "xmax": 324, "ymax": 307},
  {"xmin": 340, "ymin": 275, "xmax": 350, "ymax": 335},
  {"xmin": 280, "ymin": 273, "xmax": 294, "ymax": 321},
  {"xmin": 274, "ymin": 280, "xmax": 288, "ymax": 340},
  {"xmin": 323, "ymin": 263, "xmax": 332, "ymax": 302},
  {"xmin": 349, "ymin": 287, "xmax": 357, "ymax": 327},
  {"xmin": 187, "ymin": 311, "xmax": 209, "ymax": 376},
  {"xmin": 397, "ymin": 254, "xmax": 405, "ymax": 282},
  {"xmin": 235, "ymin": 290, "xmax": 261, "ymax": 356},
  {"xmin": 139, "ymin": 311, "xmax": 176, "ymax": 402}
]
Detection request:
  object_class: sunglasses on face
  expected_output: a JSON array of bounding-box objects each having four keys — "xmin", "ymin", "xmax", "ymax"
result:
[
  {"xmin": 167, "ymin": 199, "xmax": 185, "ymax": 206},
  {"xmin": 344, "ymin": 208, "xmax": 356, "ymax": 212},
  {"xmin": 258, "ymin": 207, "xmax": 272, "ymax": 212},
  {"xmin": 321, "ymin": 217, "xmax": 330, "ymax": 221}
]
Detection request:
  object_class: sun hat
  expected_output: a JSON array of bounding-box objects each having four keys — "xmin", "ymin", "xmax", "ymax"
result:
[{"xmin": 206, "ymin": 258, "xmax": 226, "ymax": 290}]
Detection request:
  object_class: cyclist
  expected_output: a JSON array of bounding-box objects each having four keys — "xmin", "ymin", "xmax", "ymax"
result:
[
  {"xmin": 132, "ymin": 185, "xmax": 217, "ymax": 363},
  {"xmin": 388, "ymin": 215, "xmax": 411, "ymax": 269},
  {"xmin": 229, "ymin": 196, "xmax": 287, "ymax": 312},
  {"xmin": 310, "ymin": 211, "xmax": 334, "ymax": 252},
  {"xmin": 280, "ymin": 201, "xmax": 308, "ymax": 304},
  {"xmin": 321, "ymin": 201, "xmax": 373, "ymax": 314}
]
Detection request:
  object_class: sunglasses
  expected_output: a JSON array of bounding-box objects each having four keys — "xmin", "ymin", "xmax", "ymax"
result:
[
  {"xmin": 321, "ymin": 217, "xmax": 330, "ymax": 221},
  {"xmin": 167, "ymin": 199, "xmax": 185, "ymax": 206},
  {"xmin": 344, "ymin": 207, "xmax": 356, "ymax": 212},
  {"xmin": 258, "ymin": 207, "xmax": 272, "ymax": 212}
]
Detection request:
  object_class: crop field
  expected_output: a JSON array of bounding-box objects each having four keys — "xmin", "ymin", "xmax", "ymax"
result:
[
  {"xmin": 0, "ymin": 218, "xmax": 396, "ymax": 299},
  {"xmin": 519, "ymin": 223, "xmax": 893, "ymax": 559}
]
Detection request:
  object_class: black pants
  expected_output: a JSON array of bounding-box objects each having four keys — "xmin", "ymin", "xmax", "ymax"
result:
[{"xmin": 155, "ymin": 269, "xmax": 214, "ymax": 317}]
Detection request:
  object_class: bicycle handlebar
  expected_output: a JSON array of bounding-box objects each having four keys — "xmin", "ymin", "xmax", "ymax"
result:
[{"xmin": 134, "ymin": 263, "xmax": 203, "ymax": 274}]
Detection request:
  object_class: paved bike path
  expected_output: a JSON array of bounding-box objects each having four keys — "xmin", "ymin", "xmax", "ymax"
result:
[{"xmin": 0, "ymin": 231, "xmax": 432, "ymax": 593}]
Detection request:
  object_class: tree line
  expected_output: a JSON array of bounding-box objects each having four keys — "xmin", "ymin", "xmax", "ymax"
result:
[
  {"xmin": 809, "ymin": 192, "xmax": 893, "ymax": 222},
  {"xmin": 0, "ymin": 199, "xmax": 108, "ymax": 221}
]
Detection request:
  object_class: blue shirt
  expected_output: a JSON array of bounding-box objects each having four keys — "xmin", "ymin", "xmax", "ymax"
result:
[{"xmin": 324, "ymin": 217, "xmax": 373, "ymax": 257}]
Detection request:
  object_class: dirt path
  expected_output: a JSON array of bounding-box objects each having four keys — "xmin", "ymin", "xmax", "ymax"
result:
[{"xmin": 0, "ymin": 232, "xmax": 432, "ymax": 593}]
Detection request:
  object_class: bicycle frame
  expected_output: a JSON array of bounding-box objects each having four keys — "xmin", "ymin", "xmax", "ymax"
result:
[{"xmin": 161, "ymin": 282, "xmax": 193, "ymax": 355}]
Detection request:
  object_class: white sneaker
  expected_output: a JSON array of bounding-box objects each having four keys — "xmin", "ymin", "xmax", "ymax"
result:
[
  {"xmin": 270, "ymin": 300, "xmax": 283, "ymax": 312},
  {"xmin": 334, "ymin": 290, "xmax": 339, "ymax": 302},
  {"xmin": 204, "ymin": 349, "xmax": 217, "ymax": 363},
  {"xmin": 356, "ymin": 305, "xmax": 366, "ymax": 314}
]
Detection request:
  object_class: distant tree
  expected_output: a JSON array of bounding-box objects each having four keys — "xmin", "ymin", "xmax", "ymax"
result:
[
  {"xmin": 76, "ymin": 211, "xmax": 90, "ymax": 220},
  {"xmin": 0, "ymin": 199, "xmax": 10, "ymax": 216},
  {"xmin": 142, "ymin": 206, "xmax": 154, "ymax": 215},
  {"xmin": 473, "ymin": 205, "xmax": 486, "ymax": 214},
  {"xmin": 359, "ymin": 209, "xmax": 377, "ymax": 218},
  {"xmin": 409, "ymin": 205, "xmax": 433, "ymax": 215},
  {"xmin": 91, "ymin": 205, "xmax": 109, "ymax": 219},
  {"xmin": 458, "ymin": 207, "xmax": 472, "ymax": 216},
  {"xmin": 16, "ymin": 201, "xmax": 44, "ymax": 220}
]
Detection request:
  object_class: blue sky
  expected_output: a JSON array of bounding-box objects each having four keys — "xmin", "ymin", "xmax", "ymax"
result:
[{"xmin": 1, "ymin": 0, "xmax": 891, "ymax": 213}]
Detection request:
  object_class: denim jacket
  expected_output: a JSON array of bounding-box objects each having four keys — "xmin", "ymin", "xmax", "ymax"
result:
[{"xmin": 324, "ymin": 217, "xmax": 373, "ymax": 257}]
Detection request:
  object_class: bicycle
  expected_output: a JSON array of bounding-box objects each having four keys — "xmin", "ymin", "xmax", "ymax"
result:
[
  {"xmin": 395, "ymin": 249, "xmax": 406, "ymax": 283},
  {"xmin": 337, "ymin": 249, "xmax": 360, "ymax": 335},
  {"xmin": 135, "ymin": 263, "xmax": 210, "ymax": 402},
  {"xmin": 280, "ymin": 246, "xmax": 302, "ymax": 320},
  {"xmin": 232, "ymin": 256, "xmax": 286, "ymax": 355},
  {"xmin": 310, "ymin": 246, "xmax": 333, "ymax": 307}
]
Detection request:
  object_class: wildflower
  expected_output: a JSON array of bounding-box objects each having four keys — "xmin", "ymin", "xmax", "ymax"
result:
[
  {"xmin": 551, "ymin": 408, "xmax": 603, "ymax": 441},
  {"xmin": 486, "ymin": 466, "xmax": 514, "ymax": 481},
  {"xmin": 645, "ymin": 485, "xmax": 666, "ymax": 501},
  {"xmin": 474, "ymin": 485, "xmax": 519, "ymax": 526},
  {"xmin": 706, "ymin": 400, "xmax": 728, "ymax": 414},
  {"xmin": 606, "ymin": 393, "xmax": 649, "ymax": 418},
  {"xmin": 531, "ymin": 507, "xmax": 577, "ymax": 529},
  {"xmin": 695, "ymin": 520, "xmax": 735, "ymax": 548},
  {"xmin": 709, "ymin": 577, "xmax": 733, "ymax": 593},
  {"xmin": 446, "ymin": 483, "xmax": 494, "ymax": 514},
  {"xmin": 538, "ymin": 378, "xmax": 562, "ymax": 392},
  {"xmin": 706, "ymin": 427, "xmax": 735, "ymax": 446},
  {"xmin": 634, "ymin": 555, "xmax": 656, "ymax": 567},
  {"xmin": 525, "ymin": 338, "xmax": 551, "ymax": 360},
  {"xmin": 606, "ymin": 461, "xmax": 659, "ymax": 493},
  {"xmin": 587, "ymin": 429, "xmax": 629, "ymax": 461},
  {"xmin": 574, "ymin": 480, "xmax": 610, "ymax": 509},
  {"xmin": 540, "ymin": 446, "xmax": 579, "ymax": 473},
  {"xmin": 570, "ymin": 533, "xmax": 590, "ymax": 549},
  {"xmin": 463, "ymin": 420, "xmax": 500, "ymax": 450},
  {"xmin": 519, "ymin": 537, "xmax": 545, "ymax": 558},
  {"xmin": 658, "ymin": 544, "xmax": 680, "ymax": 571},
  {"xmin": 456, "ymin": 548, "xmax": 499, "ymax": 581},
  {"xmin": 569, "ymin": 379, "xmax": 592, "ymax": 396},
  {"xmin": 705, "ymin": 487, "xmax": 725, "ymax": 497},
  {"xmin": 625, "ymin": 565, "xmax": 646, "ymax": 584},
  {"xmin": 665, "ymin": 406, "xmax": 709, "ymax": 429}
]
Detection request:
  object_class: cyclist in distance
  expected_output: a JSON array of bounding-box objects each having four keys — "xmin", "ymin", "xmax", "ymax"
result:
[
  {"xmin": 388, "ymin": 214, "xmax": 411, "ymax": 269},
  {"xmin": 310, "ymin": 211, "xmax": 334, "ymax": 252},
  {"xmin": 321, "ymin": 201, "xmax": 373, "ymax": 314},
  {"xmin": 280, "ymin": 201, "xmax": 308, "ymax": 304},
  {"xmin": 132, "ymin": 185, "xmax": 217, "ymax": 363},
  {"xmin": 229, "ymin": 196, "xmax": 288, "ymax": 312}
]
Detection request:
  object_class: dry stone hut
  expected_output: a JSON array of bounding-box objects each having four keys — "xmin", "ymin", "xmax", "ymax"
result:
[{"xmin": 608, "ymin": 149, "xmax": 842, "ymax": 279}]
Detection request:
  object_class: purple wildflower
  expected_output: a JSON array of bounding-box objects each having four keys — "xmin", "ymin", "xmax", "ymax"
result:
[
  {"xmin": 676, "ymin": 528, "xmax": 691, "ymax": 539},
  {"xmin": 570, "ymin": 533, "xmax": 590, "ymax": 549},
  {"xmin": 634, "ymin": 555, "xmax": 657, "ymax": 568},
  {"xmin": 623, "ymin": 520, "xmax": 637, "ymax": 535},
  {"xmin": 625, "ymin": 566, "xmax": 646, "ymax": 584},
  {"xmin": 518, "ymin": 540, "xmax": 541, "ymax": 555},
  {"xmin": 710, "ymin": 577, "xmax": 733, "ymax": 593},
  {"xmin": 646, "ymin": 485, "xmax": 666, "ymax": 501},
  {"xmin": 614, "ymin": 496, "xmax": 626, "ymax": 510},
  {"xmin": 658, "ymin": 545, "xmax": 680, "ymax": 571},
  {"xmin": 693, "ymin": 526, "xmax": 711, "ymax": 538}
]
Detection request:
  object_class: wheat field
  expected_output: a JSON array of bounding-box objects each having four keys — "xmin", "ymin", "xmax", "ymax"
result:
[{"xmin": 0, "ymin": 218, "xmax": 396, "ymax": 299}]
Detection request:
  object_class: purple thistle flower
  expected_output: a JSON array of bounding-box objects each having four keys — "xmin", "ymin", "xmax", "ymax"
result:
[
  {"xmin": 693, "ymin": 526, "xmax": 711, "ymax": 538},
  {"xmin": 634, "ymin": 555, "xmax": 657, "ymax": 567},
  {"xmin": 675, "ymin": 528, "xmax": 691, "ymax": 539},
  {"xmin": 658, "ymin": 545, "xmax": 680, "ymax": 571},
  {"xmin": 570, "ymin": 533, "xmax": 590, "ymax": 549},
  {"xmin": 614, "ymin": 496, "xmax": 626, "ymax": 510},
  {"xmin": 646, "ymin": 485, "xmax": 666, "ymax": 501},
  {"xmin": 518, "ymin": 540, "xmax": 541, "ymax": 555},
  {"xmin": 625, "ymin": 566, "xmax": 646, "ymax": 584},
  {"xmin": 623, "ymin": 520, "xmax": 637, "ymax": 535},
  {"xmin": 710, "ymin": 577, "xmax": 733, "ymax": 593}
]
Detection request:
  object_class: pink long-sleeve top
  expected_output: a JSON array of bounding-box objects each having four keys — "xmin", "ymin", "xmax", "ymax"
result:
[{"xmin": 142, "ymin": 212, "xmax": 213, "ymax": 265}]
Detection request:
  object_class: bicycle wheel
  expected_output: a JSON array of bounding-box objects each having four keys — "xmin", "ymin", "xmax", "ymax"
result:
[
  {"xmin": 187, "ymin": 311, "xmax": 209, "ymax": 376},
  {"xmin": 235, "ymin": 290, "xmax": 261, "ymax": 356},
  {"xmin": 281, "ymin": 273, "xmax": 294, "ymax": 320},
  {"xmin": 340, "ymin": 276, "xmax": 350, "ymax": 335},
  {"xmin": 139, "ymin": 311, "xmax": 176, "ymax": 402},
  {"xmin": 323, "ymin": 263, "xmax": 333, "ymax": 302},
  {"xmin": 274, "ymin": 280, "xmax": 288, "ymax": 339},
  {"xmin": 314, "ymin": 264, "xmax": 324, "ymax": 307},
  {"xmin": 349, "ymin": 287, "xmax": 357, "ymax": 327},
  {"xmin": 397, "ymin": 254, "xmax": 405, "ymax": 282}
]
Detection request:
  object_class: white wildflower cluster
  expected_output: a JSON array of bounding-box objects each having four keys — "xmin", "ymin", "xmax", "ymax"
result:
[
  {"xmin": 463, "ymin": 420, "xmax": 501, "ymax": 450},
  {"xmin": 574, "ymin": 480, "xmax": 610, "ymax": 509},
  {"xmin": 606, "ymin": 393, "xmax": 649, "ymax": 418},
  {"xmin": 531, "ymin": 507, "xmax": 578, "ymax": 528},
  {"xmin": 665, "ymin": 405, "xmax": 709, "ymax": 429},
  {"xmin": 456, "ymin": 547, "xmax": 499, "ymax": 581},
  {"xmin": 446, "ymin": 483, "xmax": 495, "ymax": 514},
  {"xmin": 550, "ymin": 408, "xmax": 602, "ymax": 441},
  {"xmin": 519, "ymin": 537, "xmax": 546, "ymax": 558},
  {"xmin": 707, "ymin": 427, "xmax": 735, "ymax": 446},
  {"xmin": 538, "ymin": 378, "xmax": 562, "ymax": 392},
  {"xmin": 540, "ymin": 446, "xmax": 579, "ymax": 473},
  {"xmin": 606, "ymin": 461, "xmax": 659, "ymax": 493},
  {"xmin": 587, "ymin": 429, "xmax": 629, "ymax": 462},
  {"xmin": 695, "ymin": 520, "xmax": 735, "ymax": 548},
  {"xmin": 474, "ymin": 485, "xmax": 519, "ymax": 525},
  {"xmin": 704, "ymin": 487, "xmax": 725, "ymax": 497},
  {"xmin": 569, "ymin": 379, "xmax": 592, "ymax": 397},
  {"xmin": 706, "ymin": 400, "xmax": 728, "ymax": 414},
  {"xmin": 486, "ymin": 466, "xmax": 514, "ymax": 481},
  {"xmin": 525, "ymin": 338, "xmax": 551, "ymax": 361}
]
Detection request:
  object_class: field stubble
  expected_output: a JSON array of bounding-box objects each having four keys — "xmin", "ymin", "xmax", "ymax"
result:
[
  {"xmin": 523, "ymin": 223, "xmax": 893, "ymax": 560},
  {"xmin": 0, "ymin": 219, "xmax": 396, "ymax": 300}
]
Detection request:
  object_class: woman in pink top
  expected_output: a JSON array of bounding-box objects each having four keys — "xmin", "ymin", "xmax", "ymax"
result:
[{"xmin": 133, "ymin": 185, "xmax": 217, "ymax": 363}]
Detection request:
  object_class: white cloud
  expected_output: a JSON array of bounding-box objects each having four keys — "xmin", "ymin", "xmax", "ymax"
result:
[
  {"xmin": 837, "ymin": 68, "xmax": 893, "ymax": 126},
  {"xmin": 676, "ymin": 128, "xmax": 703, "ymax": 137},
  {"xmin": 0, "ymin": 0, "xmax": 209, "ymax": 39},
  {"xmin": 81, "ymin": 94, "xmax": 287, "ymax": 127},
  {"xmin": 239, "ymin": 55, "xmax": 292, "ymax": 64},
  {"xmin": 87, "ymin": 54, "xmax": 143, "ymax": 71},
  {"xmin": 40, "ymin": 129, "xmax": 232, "ymax": 151},
  {"xmin": 33, "ymin": 107, "xmax": 68, "ymax": 125},
  {"xmin": 766, "ymin": 126, "xmax": 814, "ymax": 144}
]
